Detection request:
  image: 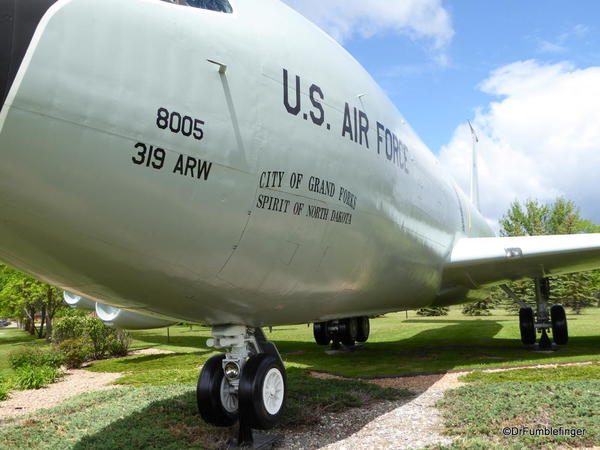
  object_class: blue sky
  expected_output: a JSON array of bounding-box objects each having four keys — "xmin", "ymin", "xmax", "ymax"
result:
[
  {"xmin": 285, "ymin": 0, "xmax": 600, "ymax": 225},
  {"xmin": 345, "ymin": 0, "xmax": 600, "ymax": 152}
]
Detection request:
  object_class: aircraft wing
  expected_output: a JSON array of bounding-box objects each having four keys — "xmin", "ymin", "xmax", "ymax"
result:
[{"xmin": 442, "ymin": 233, "xmax": 600, "ymax": 289}]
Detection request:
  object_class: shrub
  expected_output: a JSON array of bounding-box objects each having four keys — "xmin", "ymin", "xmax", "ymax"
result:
[
  {"xmin": 57, "ymin": 338, "xmax": 93, "ymax": 369},
  {"xmin": 416, "ymin": 306, "xmax": 449, "ymax": 316},
  {"xmin": 9, "ymin": 346, "xmax": 64, "ymax": 370},
  {"xmin": 15, "ymin": 365, "xmax": 61, "ymax": 390},
  {"xmin": 52, "ymin": 316, "xmax": 89, "ymax": 344},
  {"xmin": 52, "ymin": 316, "xmax": 130, "ymax": 360},
  {"xmin": 108, "ymin": 330, "xmax": 131, "ymax": 357},
  {"xmin": 462, "ymin": 301, "xmax": 492, "ymax": 316},
  {"xmin": 86, "ymin": 318, "xmax": 115, "ymax": 359}
]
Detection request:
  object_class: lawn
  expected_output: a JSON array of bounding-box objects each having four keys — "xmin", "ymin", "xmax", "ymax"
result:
[
  {"xmin": 0, "ymin": 371, "xmax": 409, "ymax": 449},
  {"xmin": 0, "ymin": 307, "xmax": 599, "ymax": 448},
  {"xmin": 88, "ymin": 307, "xmax": 600, "ymax": 384},
  {"xmin": 437, "ymin": 363, "xmax": 600, "ymax": 448},
  {"xmin": 0, "ymin": 327, "xmax": 48, "ymax": 386},
  {"xmin": 0, "ymin": 328, "xmax": 47, "ymax": 374}
]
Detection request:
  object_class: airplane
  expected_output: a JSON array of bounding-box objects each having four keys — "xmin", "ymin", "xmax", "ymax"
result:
[{"xmin": 2, "ymin": 0, "xmax": 600, "ymax": 439}]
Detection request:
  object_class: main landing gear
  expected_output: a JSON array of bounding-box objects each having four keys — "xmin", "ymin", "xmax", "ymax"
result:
[
  {"xmin": 502, "ymin": 278, "xmax": 568, "ymax": 350},
  {"xmin": 197, "ymin": 325, "xmax": 286, "ymax": 447},
  {"xmin": 313, "ymin": 316, "xmax": 370, "ymax": 348}
]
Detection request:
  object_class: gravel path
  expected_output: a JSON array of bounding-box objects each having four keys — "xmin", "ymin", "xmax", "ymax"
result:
[
  {"xmin": 0, "ymin": 369, "xmax": 121, "ymax": 424},
  {"xmin": 276, "ymin": 372, "xmax": 465, "ymax": 450},
  {"xmin": 0, "ymin": 348, "xmax": 173, "ymax": 425},
  {"xmin": 276, "ymin": 361, "xmax": 595, "ymax": 449}
]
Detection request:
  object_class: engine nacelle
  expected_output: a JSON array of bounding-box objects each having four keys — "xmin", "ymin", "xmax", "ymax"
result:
[
  {"xmin": 63, "ymin": 291, "xmax": 96, "ymax": 310},
  {"xmin": 95, "ymin": 303, "xmax": 176, "ymax": 330},
  {"xmin": 63, "ymin": 291, "xmax": 176, "ymax": 329}
]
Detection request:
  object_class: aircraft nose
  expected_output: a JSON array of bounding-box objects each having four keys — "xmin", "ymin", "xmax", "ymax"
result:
[{"xmin": 0, "ymin": 0, "xmax": 57, "ymax": 108}]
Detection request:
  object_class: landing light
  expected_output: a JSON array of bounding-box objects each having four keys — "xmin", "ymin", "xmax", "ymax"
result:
[{"xmin": 224, "ymin": 362, "xmax": 240, "ymax": 380}]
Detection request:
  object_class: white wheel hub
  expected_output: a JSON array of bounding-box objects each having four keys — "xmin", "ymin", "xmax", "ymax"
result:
[
  {"xmin": 262, "ymin": 367, "xmax": 284, "ymax": 415},
  {"xmin": 220, "ymin": 377, "xmax": 238, "ymax": 413}
]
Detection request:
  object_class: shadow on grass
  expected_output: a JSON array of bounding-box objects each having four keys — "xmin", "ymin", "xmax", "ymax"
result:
[
  {"xmin": 0, "ymin": 335, "xmax": 46, "ymax": 347},
  {"xmin": 131, "ymin": 332, "xmax": 210, "ymax": 348},
  {"xmin": 402, "ymin": 319, "xmax": 507, "ymax": 323},
  {"xmin": 114, "ymin": 351, "xmax": 212, "ymax": 366},
  {"xmin": 274, "ymin": 321, "xmax": 600, "ymax": 377},
  {"xmin": 70, "ymin": 391, "xmax": 227, "ymax": 450},
  {"xmin": 68, "ymin": 370, "xmax": 413, "ymax": 450}
]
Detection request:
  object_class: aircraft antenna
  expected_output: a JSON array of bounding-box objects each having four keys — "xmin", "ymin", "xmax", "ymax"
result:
[{"xmin": 468, "ymin": 120, "xmax": 480, "ymax": 211}]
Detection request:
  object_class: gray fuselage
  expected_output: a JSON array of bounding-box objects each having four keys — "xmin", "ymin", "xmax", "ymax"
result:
[{"xmin": 0, "ymin": 0, "xmax": 492, "ymax": 326}]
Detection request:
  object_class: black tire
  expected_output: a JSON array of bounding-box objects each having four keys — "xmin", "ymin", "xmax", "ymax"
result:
[
  {"xmin": 356, "ymin": 317, "xmax": 370, "ymax": 343},
  {"xmin": 519, "ymin": 307, "xmax": 536, "ymax": 345},
  {"xmin": 313, "ymin": 322, "xmax": 331, "ymax": 346},
  {"xmin": 239, "ymin": 353, "xmax": 286, "ymax": 430},
  {"xmin": 551, "ymin": 305, "xmax": 569, "ymax": 345},
  {"xmin": 340, "ymin": 318, "xmax": 358, "ymax": 346},
  {"xmin": 197, "ymin": 354, "xmax": 238, "ymax": 427}
]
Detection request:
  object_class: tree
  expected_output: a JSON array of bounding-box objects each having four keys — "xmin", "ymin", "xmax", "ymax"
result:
[
  {"xmin": 0, "ymin": 265, "xmax": 66, "ymax": 339},
  {"xmin": 492, "ymin": 198, "xmax": 599, "ymax": 314},
  {"xmin": 499, "ymin": 198, "xmax": 588, "ymax": 236}
]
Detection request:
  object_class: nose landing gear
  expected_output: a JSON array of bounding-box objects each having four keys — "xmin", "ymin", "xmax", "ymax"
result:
[
  {"xmin": 197, "ymin": 353, "xmax": 239, "ymax": 426},
  {"xmin": 197, "ymin": 325, "xmax": 285, "ymax": 447}
]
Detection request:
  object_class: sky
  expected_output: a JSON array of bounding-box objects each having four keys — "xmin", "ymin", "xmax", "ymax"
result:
[{"xmin": 282, "ymin": 0, "xmax": 600, "ymax": 228}]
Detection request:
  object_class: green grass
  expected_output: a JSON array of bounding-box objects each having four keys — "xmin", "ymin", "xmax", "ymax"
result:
[
  {"xmin": 459, "ymin": 362, "xmax": 600, "ymax": 384},
  {"xmin": 87, "ymin": 308, "xmax": 600, "ymax": 386},
  {"xmin": 0, "ymin": 370, "xmax": 409, "ymax": 449},
  {"xmin": 437, "ymin": 363, "xmax": 600, "ymax": 448},
  {"xmin": 2, "ymin": 308, "xmax": 600, "ymax": 448},
  {"xmin": 0, "ymin": 328, "xmax": 48, "ymax": 379},
  {"xmin": 88, "ymin": 353, "xmax": 206, "ymax": 384},
  {"xmin": 0, "ymin": 327, "xmax": 50, "ymax": 395}
]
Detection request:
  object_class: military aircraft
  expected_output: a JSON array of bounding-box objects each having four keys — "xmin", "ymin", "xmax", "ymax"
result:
[{"xmin": 2, "ymin": 0, "xmax": 600, "ymax": 436}]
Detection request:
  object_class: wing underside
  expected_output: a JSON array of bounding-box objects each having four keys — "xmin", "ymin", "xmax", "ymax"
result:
[{"xmin": 442, "ymin": 233, "xmax": 600, "ymax": 289}]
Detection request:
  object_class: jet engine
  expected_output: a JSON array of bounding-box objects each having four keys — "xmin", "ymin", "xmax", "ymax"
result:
[
  {"xmin": 63, "ymin": 291, "xmax": 96, "ymax": 310},
  {"xmin": 95, "ymin": 302, "xmax": 176, "ymax": 330},
  {"xmin": 63, "ymin": 291, "xmax": 176, "ymax": 329}
]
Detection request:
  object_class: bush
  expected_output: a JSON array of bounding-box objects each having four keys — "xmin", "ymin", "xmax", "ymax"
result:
[
  {"xmin": 9, "ymin": 346, "xmax": 64, "ymax": 370},
  {"xmin": 57, "ymin": 338, "xmax": 93, "ymax": 369},
  {"xmin": 52, "ymin": 316, "xmax": 130, "ymax": 360},
  {"xmin": 86, "ymin": 317, "xmax": 115, "ymax": 359},
  {"xmin": 108, "ymin": 330, "xmax": 131, "ymax": 357},
  {"xmin": 15, "ymin": 365, "xmax": 61, "ymax": 390},
  {"xmin": 52, "ymin": 316, "xmax": 89, "ymax": 344},
  {"xmin": 462, "ymin": 301, "xmax": 492, "ymax": 316},
  {"xmin": 416, "ymin": 306, "xmax": 449, "ymax": 316}
]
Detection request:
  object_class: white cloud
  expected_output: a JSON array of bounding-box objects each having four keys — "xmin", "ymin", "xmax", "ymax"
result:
[
  {"xmin": 439, "ymin": 60, "xmax": 600, "ymax": 225},
  {"xmin": 537, "ymin": 40, "xmax": 567, "ymax": 54},
  {"xmin": 281, "ymin": 0, "xmax": 453, "ymax": 63},
  {"xmin": 535, "ymin": 24, "xmax": 590, "ymax": 55}
]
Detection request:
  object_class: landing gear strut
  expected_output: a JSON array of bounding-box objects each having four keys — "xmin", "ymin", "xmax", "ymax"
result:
[
  {"xmin": 313, "ymin": 316, "xmax": 370, "ymax": 349},
  {"xmin": 502, "ymin": 278, "xmax": 569, "ymax": 349},
  {"xmin": 197, "ymin": 325, "xmax": 286, "ymax": 447}
]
